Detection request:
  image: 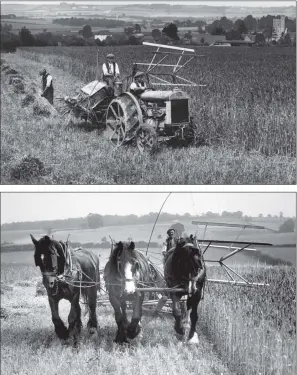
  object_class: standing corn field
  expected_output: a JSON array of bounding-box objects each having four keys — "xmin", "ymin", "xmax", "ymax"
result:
[{"xmin": 18, "ymin": 46, "xmax": 296, "ymax": 157}]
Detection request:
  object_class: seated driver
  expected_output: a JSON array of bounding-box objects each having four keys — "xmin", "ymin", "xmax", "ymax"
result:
[
  {"xmin": 162, "ymin": 228, "xmax": 178, "ymax": 258},
  {"xmin": 130, "ymin": 71, "xmax": 147, "ymax": 97}
]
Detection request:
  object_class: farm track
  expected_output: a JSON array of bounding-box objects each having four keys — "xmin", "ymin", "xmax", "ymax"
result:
[{"xmin": 1, "ymin": 52, "xmax": 296, "ymax": 184}]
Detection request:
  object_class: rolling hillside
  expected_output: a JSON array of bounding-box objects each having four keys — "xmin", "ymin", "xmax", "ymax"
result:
[
  {"xmin": 1, "ymin": 46, "xmax": 295, "ymax": 185},
  {"xmin": 1, "ymin": 219, "xmax": 295, "ymax": 266}
]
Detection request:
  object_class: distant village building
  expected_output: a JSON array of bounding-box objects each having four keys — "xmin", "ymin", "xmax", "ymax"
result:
[
  {"xmin": 191, "ymin": 33, "xmax": 226, "ymax": 45},
  {"xmin": 94, "ymin": 35, "xmax": 110, "ymax": 42},
  {"xmin": 243, "ymin": 34, "xmax": 256, "ymax": 43},
  {"xmin": 272, "ymin": 16, "xmax": 286, "ymax": 40},
  {"xmin": 134, "ymin": 33, "xmax": 144, "ymax": 41}
]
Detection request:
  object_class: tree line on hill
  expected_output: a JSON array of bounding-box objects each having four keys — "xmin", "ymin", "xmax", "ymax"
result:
[
  {"xmin": 205, "ymin": 15, "xmax": 295, "ymax": 36},
  {"xmin": 0, "ymin": 240, "xmax": 161, "ymax": 252},
  {"xmin": 0, "ymin": 24, "xmax": 144, "ymax": 51},
  {"xmin": 1, "ymin": 14, "xmax": 295, "ymax": 51},
  {"xmin": 52, "ymin": 17, "xmax": 127, "ymax": 28},
  {"xmin": 1, "ymin": 211, "xmax": 292, "ymax": 232}
]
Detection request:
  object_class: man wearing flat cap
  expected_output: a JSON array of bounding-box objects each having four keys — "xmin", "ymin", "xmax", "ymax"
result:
[
  {"xmin": 129, "ymin": 71, "xmax": 147, "ymax": 97},
  {"xmin": 162, "ymin": 228, "xmax": 178, "ymax": 257},
  {"xmin": 39, "ymin": 68, "xmax": 54, "ymax": 105},
  {"xmin": 102, "ymin": 53, "xmax": 120, "ymax": 89}
]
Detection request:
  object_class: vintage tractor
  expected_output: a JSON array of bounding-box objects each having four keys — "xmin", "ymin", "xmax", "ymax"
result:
[{"xmin": 62, "ymin": 42, "xmax": 206, "ymax": 152}]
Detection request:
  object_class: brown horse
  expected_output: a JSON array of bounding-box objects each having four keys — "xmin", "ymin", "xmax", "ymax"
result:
[
  {"xmin": 30, "ymin": 235, "xmax": 100, "ymax": 346},
  {"xmin": 104, "ymin": 241, "xmax": 161, "ymax": 344},
  {"xmin": 164, "ymin": 237, "xmax": 206, "ymax": 343}
]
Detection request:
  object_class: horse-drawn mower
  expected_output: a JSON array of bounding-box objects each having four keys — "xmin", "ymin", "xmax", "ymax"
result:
[
  {"xmin": 61, "ymin": 42, "xmax": 206, "ymax": 152},
  {"xmin": 97, "ymin": 221, "xmax": 273, "ymax": 317},
  {"xmin": 30, "ymin": 219, "xmax": 274, "ymax": 345}
]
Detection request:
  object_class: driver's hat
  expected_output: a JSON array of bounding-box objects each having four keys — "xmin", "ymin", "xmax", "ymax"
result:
[
  {"xmin": 134, "ymin": 71, "xmax": 144, "ymax": 78},
  {"xmin": 106, "ymin": 53, "xmax": 115, "ymax": 59},
  {"xmin": 167, "ymin": 228, "xmax": 175, "ymax": 235}
]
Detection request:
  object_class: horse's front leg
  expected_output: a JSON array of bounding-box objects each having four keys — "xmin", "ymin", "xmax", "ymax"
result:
[
  {"xmin": 171, "ymin": 293, "xmax": 185, "ymax": 336},
  {"xmin": 120, "ymin": 299, "xmax": 129, "ymax": 330},
  {"xmin": 187, "ymin": 291, "xmax": 201, "ymax": 344},
  {"xmin": 48, "ymin": 296, "xmax": 69, "ymax": 340},
  {"xmin": 87, "ymin": 286, "xmax": 98, "ymax": 335},
  {"xmin": 68, "ymin": 291, "xmax": 82, "ymax": 347},
  {"xmin": 109, "ymin": 294, "xmax": 128, "ymax": 344},
  {"xmin": 127, "ymin": 291, "xmax": 144, "ymax": 339}
]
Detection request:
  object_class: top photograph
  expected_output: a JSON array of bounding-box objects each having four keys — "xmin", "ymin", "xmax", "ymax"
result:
[{"xmin": 1, "ymin": 0, "xmax": 296, "ymax": 185}]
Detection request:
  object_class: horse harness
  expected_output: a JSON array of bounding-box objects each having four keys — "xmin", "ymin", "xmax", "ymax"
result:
[{"xmin": 42, "ymin": 242, "xmax": 98, "ymax": 298}]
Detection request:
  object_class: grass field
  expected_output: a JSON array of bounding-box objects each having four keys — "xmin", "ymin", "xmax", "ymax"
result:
[
  {"xmin": 1, "ymin": 46, "xmax": 296, "ymax": 185},
  {"xmin": 1, "ymin": 219, "xmax": 294, "ymax": 246},
  {"xmin": 1, "ymin": 262, "xmax": 295, "ymax": 375}
]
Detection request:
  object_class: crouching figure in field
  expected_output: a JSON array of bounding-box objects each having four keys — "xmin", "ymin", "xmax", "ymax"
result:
[
  {"xmin": 30, "ymin": 235, "xmax": 100, "ymax": 347},
  {"xmin": 164, "ymin": 237, "xmax": 206, "ymax": 344}
]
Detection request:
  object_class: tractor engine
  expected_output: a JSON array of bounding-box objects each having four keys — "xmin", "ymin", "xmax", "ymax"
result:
[
  {"xmin": 140, "ymin": 89, "xmax": 190, "ymax": 133},
  {"xmin": 143, "ymin": 103, "xmax": 166, "ymax": 129}
]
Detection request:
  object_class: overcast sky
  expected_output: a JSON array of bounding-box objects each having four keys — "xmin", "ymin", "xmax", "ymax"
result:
[
  {"xmin": 2, "ymin": 1, "xmax": 295, "ymax": 6},
  {"xmin": 1, "ymin": 193, "xmax": 295, "ymax": 223}
]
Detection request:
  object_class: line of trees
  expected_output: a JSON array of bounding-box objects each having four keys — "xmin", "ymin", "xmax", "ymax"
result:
[
  {"xmin": 1, "ymin": 211, "xmax": 292, "ymax": 232},
  {"xmin": 279, "ymin": 218, "xmax": 295, "ymax": 233},
  {"xmin": 0, "ymin": 24, "xmax": 143, "ymax": 51},
  {"xmin": 206, "ymin": 15, "xmax": 296, "ymax": 36},
  {"xmin": 1, "ymin": 13, "xmax": 296, "ymax": 50},
  {"xmin": 53, "ymin": 17, "xmax": 128, "ymax": 28}
]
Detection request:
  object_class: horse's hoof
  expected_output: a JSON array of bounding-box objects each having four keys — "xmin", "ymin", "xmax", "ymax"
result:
[
  {"xmin": 56, "ymin": 326, "xmax": 69, "ymax": 340},
  {"xmin": 174, "ymin": 328, "xmax": 185, "ymax": 336},
  {"xmin": 114, "ymin": 338, "xmax": 129, "ymax": 345},
  {"xmin": 114, "ymin": 333, "xmax": 129, "ymax": 344},
  {"xmin": 88, "ymin": 327, "xmax": 97, "ymax": 335},
  {"xmin": 127, "ymin": 324, "xmax": 141, "ymax": 340},
  {"xmin": 175, "ymin": 333, "xmax": 185, "ymax": 342},
  {"xmin": 61, "ymin": 337, "xmax": 71, "ymax": 346},
  {"xmin": 188, "ymin": 332, "xmax": 199, "ymax": 344}
]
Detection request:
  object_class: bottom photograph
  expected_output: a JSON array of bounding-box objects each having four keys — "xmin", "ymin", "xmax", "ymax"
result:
[{"xmin": 1, "ymin": 192, "xmax": 296, "ymax": 375}]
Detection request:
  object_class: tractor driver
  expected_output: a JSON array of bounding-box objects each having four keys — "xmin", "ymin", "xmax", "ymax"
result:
[
  {"xmin": 102, "ymin": 53, "xmax": 120, "ymax": 89},
  {"xmin": 162, "ymin": 228, "xmax": 178, "ymax": 259},
  {"xmin": 129, "ymin": 71, "xmax": 147, "ymax": 98}
]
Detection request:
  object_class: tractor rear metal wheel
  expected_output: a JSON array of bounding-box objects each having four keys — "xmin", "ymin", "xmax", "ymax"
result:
[
  {"xmin": 104, "ymin": 93, "xmax": 143, "ymax": 147},
  {"xmin": 136, "ymin": 125, "xmax": 157, "ymax": 153}
]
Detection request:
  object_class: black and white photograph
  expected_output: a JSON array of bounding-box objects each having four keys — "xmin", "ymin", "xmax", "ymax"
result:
[
  {"xmin": 1, "ymin": 0, "xmax": 296, "ymax": 184},
  {"xmin": 1, "ymin": 192, "xmax": 296, "ymax": 374}
]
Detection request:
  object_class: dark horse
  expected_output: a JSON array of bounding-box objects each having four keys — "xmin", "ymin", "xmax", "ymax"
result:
[
  {"xmin": 164, "ymin": 236, "xmax": 206, "ymax": 343},
  {"xmin": 104, "ymin": 241, "xmax": 163, "ymax": 344},
  {"xmin": 31, "ymin": 235, "xmax": 100, "ymax": 346}
]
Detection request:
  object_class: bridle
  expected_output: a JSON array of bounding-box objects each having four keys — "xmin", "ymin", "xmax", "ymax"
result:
[
  {"xmin": 41, "ymin": 271, "xmax": 59, "ymax": 296},
  {"xmin": 40, "ymin": 241, "xmax": 69, "ymax": 296},
  {"xmin": 175, "ymin": 243, "xmax": 205, "ymax": 284},
  {"xmin": 114, "ymin": 255, "xmax": 140, "ymax": 295}
]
